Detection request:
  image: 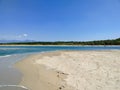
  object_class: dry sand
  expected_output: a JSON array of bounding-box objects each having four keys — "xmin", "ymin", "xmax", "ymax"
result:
[{"xmin": 16, "ymin": 50, "xmax": 120, "ymax": 90}]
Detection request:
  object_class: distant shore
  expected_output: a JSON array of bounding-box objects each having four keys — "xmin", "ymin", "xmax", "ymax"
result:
[
  {"xmin": 15, "ymin": 50, "xmax": 120, "ymax": 90},
  {"xmin": 0, "ymin": 38, "xmax": 120, "ymax": 46},
  {"xmin": 0, "ymin": 44, "xmax": 120, "ymax": 47}
]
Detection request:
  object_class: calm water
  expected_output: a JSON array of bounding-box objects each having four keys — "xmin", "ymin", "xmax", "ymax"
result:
[
  {"xmin": 0, "ymin": 46, "xmax": 120, "ymax": 90},
  {"xmin": 0, "ymin": 46, "xmax": 120, "ymax": 56}
]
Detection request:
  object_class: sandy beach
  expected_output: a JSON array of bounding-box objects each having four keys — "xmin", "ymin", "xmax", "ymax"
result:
[{"xmin": 15, "ymin": 50, "xmax": 120, "ymax": 90}]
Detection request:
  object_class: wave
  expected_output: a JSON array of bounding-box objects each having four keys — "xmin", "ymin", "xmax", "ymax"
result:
[
  {"xmin": 0, "ymin": 55, "xmax": 12, "ymax": 58},
  {"xmin": 0, "ymin": 85, "xmax": 29, "ymax": 90}
]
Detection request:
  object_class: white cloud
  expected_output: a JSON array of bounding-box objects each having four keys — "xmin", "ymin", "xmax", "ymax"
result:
[{"xmin": 23, "ymin": 34, "xmax": 28, "ymax": 37}]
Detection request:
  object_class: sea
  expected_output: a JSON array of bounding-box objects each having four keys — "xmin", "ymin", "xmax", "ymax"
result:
[{"xmin": 0, "ymin": 45, "xmax": 120, "ymax": 90}]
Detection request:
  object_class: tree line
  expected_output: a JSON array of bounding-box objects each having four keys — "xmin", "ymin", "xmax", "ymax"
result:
[{"xmin": 0, "ymin": 38, "xmax": 120, "ymax": 45}]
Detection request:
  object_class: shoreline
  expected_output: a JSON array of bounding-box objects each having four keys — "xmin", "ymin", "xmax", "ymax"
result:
[
  {"xmin": 15, "ymin": 52, "xmax": 74, "ymax": 90},
  {"xmin": 15, "ymin": 50, "xmax": 120, "ymax": 90}
]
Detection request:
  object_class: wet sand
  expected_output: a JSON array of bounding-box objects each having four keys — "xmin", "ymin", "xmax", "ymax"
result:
[{"xmin": 16, "ymin": 50, "xmax": 120, "ymax": 90}]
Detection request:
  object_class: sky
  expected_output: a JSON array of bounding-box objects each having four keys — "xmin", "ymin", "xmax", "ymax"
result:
[{"xmin": 0, "ymin": 0, "xmax": 120, "ymax": 41}]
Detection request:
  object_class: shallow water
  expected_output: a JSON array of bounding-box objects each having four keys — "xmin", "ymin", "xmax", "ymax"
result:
[
  {"xmin": 0, "ymin": 54, "xmax": 29, "ymax": 90},
  {"xmin": 0, "ymin": 46, "xmax": 120, "ymax": 90}
]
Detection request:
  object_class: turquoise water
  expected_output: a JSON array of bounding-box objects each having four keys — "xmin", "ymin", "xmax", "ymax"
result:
[
  {"xmin": 0, "ymin": 46, "xmax": 120, "ymax": 90},
  {"xmin": 0, "ymin": 46, "xmax": 120, "ymax": 56}
]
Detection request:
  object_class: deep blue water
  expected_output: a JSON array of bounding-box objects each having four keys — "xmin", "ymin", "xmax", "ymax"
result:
[{"xmin": 0, "ymin": 46, "xmax": 120, "ymax": 56}]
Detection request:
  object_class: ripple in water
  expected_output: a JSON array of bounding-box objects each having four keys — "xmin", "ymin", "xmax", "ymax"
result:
[{"xmin": 0, "ymin": 85, "xmax": 29, "ymax": 90}]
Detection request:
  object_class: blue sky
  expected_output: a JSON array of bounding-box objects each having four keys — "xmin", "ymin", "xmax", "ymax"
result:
[{"xmin": 0, "ymin": 0, "xmax": 120, "ymax": 41}]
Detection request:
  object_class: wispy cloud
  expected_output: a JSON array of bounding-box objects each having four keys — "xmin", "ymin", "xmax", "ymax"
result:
[
  {"xmin": 0, "ymin": 34, "xmax": 28, "ymax": 40},
  {"xmin": 18, "ymin": 34, "xmax": 28, "ymax": 38}
]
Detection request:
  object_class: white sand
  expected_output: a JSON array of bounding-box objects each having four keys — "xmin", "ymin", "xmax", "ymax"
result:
[{"xmin": 35, "ymin": 50, "xmax": 120, "ymax": 90}]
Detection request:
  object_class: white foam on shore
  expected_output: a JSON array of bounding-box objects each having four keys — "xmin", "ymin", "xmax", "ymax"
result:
[{"xmin": 0, "ymin": 85, "xmax": 29, "ymax": 90}]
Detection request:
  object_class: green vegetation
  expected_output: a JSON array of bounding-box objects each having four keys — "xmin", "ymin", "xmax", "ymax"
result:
[{"xmin": 0, "ymin": 38, "xmax": 120, "ymax": 45}]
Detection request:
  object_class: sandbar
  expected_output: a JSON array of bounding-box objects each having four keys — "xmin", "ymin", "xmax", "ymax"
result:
[{"xmin": 15, "ymin": 50, "xmax": 120, "ymax": 90}]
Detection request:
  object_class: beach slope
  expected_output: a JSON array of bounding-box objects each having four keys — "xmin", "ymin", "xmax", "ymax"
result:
[{"xmin": 16, "ymin": 50, "xmax": 120, "ymax": 90}]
